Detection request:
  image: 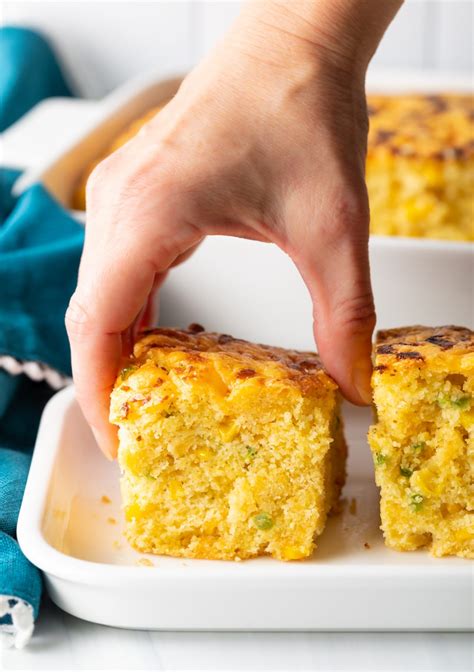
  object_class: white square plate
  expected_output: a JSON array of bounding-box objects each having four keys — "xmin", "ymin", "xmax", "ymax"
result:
[{"xmin": 18, "ymin": 386, "xmax": 473, "ymax": 631}]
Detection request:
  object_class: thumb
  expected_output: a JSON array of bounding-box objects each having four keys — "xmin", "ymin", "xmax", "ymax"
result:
[{"xmin": 291, "ymin": 193, "xmax": 375, "ymax": 405}]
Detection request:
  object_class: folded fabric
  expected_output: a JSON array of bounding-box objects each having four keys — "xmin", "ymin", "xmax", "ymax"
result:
[
  {"xmin": 0, "ymin": 26, "xmax": 71, "ymax": 132},
  {"xmin": 0, "ymin": 181, "xmax": 85, "ymax": 375},
  {"xmin": 0, "ymin": 452, "xmax": 41, "ymax": 648},
  {"xmin": 0, "ymin": 533, "xmax": 42, "ymax": 649},
  {"xmin": 0, "ymin": 179, "xmax": 84, "ymax": 649},
  {"xmin": 0, "ymin": 26, "xmax": 82, "ymax": 649}
]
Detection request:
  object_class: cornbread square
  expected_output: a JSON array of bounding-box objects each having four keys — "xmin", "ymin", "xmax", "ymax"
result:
[
  {"xmin": 366, "ymin": 94, "xmax": 474, "ymax": 241},
  {"xmin": 110, "ymin": 326, "xmax": 346, "ymax": 561},
  {"xmin": 368, "ymin": 326, "xmax": 474, "ymax": 558}
]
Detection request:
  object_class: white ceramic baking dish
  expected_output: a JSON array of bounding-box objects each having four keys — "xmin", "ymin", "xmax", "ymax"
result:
[
  {"xmin": 5, "ymin": 67, "xmax": 473, "ymax": 333},
  {"xmin": 17, "ymin": 386, "xmax": 473, "ymax": 631}
]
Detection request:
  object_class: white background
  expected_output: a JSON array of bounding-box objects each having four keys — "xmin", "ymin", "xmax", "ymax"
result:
[
  {"xmin": 2, "ymin": 0, "xmax": 473, "ymax": 98},
  {"xmin": 0, "ymin": 2, "xmax": 473, "ymax": 671}
]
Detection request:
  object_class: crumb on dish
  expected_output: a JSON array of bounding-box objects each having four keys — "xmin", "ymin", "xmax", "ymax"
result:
[{"xmin": 136, "ymin": 558, "xmax": 154, "ymax": 567}]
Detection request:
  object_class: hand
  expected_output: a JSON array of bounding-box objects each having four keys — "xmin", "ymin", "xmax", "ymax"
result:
[{"xmin": 66, "ymin": 0, "xmax": 402, "ymax": 458}]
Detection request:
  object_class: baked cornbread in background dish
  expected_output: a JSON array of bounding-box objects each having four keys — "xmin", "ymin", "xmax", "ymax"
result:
[
  {"xmin": 72, "ymin": 104, "xmax": 164, "ymax": 210},
  {"xmin": 73, "ymin": 92, "xmax": 474, "ymax": 242},
  {"xmin": 110, "ymin": 325, "xmax": 346, "ymax": 561},
  {"xmin": 369, "ymin": 325, "xmax": 474, "ymax": 559},
  {"xmin": 367, "ymin": 94, "xmax": 474, "ymax": 241}
]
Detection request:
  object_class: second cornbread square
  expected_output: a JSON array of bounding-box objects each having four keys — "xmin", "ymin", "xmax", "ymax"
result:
[
  {"xmin": 110, "ymin": 326, "xmax": 346, "ymax": 561},
  {"xmin": 369, "ymin": 326, "xmax": 474, "ymax": 559}
]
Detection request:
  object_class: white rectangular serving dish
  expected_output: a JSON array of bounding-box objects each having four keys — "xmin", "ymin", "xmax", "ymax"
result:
[
  {"xmin": 11, "ymin": 68, "xmax": 474, "ymax": 630},
  {"xmin": 18, "ymin": 386, "xmax": 473, "ymax": 632},
  {"xmin": 4, "ymin": 68, "xmax": 473, "ymax": 331}
]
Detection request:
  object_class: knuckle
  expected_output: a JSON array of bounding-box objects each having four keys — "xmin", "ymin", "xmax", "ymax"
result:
[
  {"xmin": 86, "ymin": 158, "xmax": 109, "ymax": 194},
  {"xmin": 318, "ymin": 194, "xmax": 369, "ymax": 251},
  {"xmin": 86, "ymin": 149, "xmax": 165, "ymax": 212},
  {"xmin": 65, "ymin": 293, "xmax": 95, "ymax": 340},
  {"xmin": 333, "ymin": 290, "xmax": 376, "ymax": 334},
  {"xmin": 333, "ymin": 191, "xmax": 368, "ymax": 230},
  {"xmin": 320, "ymin": 188, "xmax": 369, "ymax": 242},
  {"xmin": 85, "ymin": 152, "xmax": 127, "ymax": 208}
]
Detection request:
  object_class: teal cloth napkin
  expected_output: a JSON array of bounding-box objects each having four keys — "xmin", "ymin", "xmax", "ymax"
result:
[
  {"xmin": 0, "ymin": 452, "xmax": 41, "ymax": 640},
  {"xmin": 0, "ymin": 27, "xmax": 83, "ymax": 648},
  {"xmin": 0, "ymin": 26, "xmax": 72, "ymax": 131}
]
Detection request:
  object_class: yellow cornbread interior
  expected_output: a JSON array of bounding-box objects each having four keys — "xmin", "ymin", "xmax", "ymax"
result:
[
  {"xmin": 110, "ymin": 329, "xmax": 346, "ymax": 561},
  {"xmin": 367, "ymin": 94, "xmax": 474, "ymax": 241},
  {"xmin": 368, "ymin": 326, "xmax": 474, "ymax": 559}
]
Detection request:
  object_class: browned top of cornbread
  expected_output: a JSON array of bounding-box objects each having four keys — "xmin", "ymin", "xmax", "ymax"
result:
[
  {"xmin": 367, "ymin": 94, "xmax": 474, "ymax": 159},
  {"xmin": 129, "ymin": 325, "xmax": 335, "ymax": 394},
  {"xmin": 374, "ymin": 325, "xmax": 474, "ymax": 365}
]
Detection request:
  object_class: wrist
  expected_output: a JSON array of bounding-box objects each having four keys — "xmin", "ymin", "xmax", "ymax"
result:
[{"xmin": 239, "ymin": 0, "xmax": 403, "ymax": 74}]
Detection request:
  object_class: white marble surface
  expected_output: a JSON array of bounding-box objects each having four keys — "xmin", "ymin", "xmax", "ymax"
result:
[{"xmin": 0, "ymin": 597, "xmax": 472, "ymax": 672}]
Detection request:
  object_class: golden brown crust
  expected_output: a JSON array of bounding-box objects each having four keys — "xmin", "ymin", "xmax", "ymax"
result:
[
  {"xmin": 367, "ymin": 94, "xmax": 474, "ymax": 160},
  {"xmin": 129, "ymin": 326, "xmax": 335, "ymax": 394},
  {"xmin": 376, "ymin": 325, "xmax": 473, "ymax": 351},
  {"xmin": 374, "ymin": 325, "xmax": 474, "ymax": 369}
]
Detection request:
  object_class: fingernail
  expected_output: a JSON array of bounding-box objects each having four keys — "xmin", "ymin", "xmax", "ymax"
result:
[
  {"xmin": 352, "ymin": 359, "xmax": 373, "ymax": 405},
  {"xmin": 91, "ymin": 427, "xmax": 115, "ymax": 461}
]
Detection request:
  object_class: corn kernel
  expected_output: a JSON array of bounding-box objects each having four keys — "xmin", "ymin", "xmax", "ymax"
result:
[
  {"xmin": 423, "ymin": 164, "xmax": 443, "ymax": 187},
  {"xmin": 282, "ymin": 545, "xmax": 306, "ymax": 560},
  {"xmin": 168, "ymin": 479, "xmax": 184, "ymax": 499},
  {"xmin": 460, "ymin": 410, "xmax": 474, "ymax": 430},
  {"xmin": 454, "ymin": 529, "xmax": 472, "ymax": 542},
  {"xmin": 219, "ymin": 419, "xmax": 240, "ymax": 442},
  {"xmin": 404, "ymin": 197, "xmax": 433, "ymax": 223},
  {"xmin": 412, "ymin": 469, "xmax": 442, "ymax": 497},
  {"xmin": 197, "ymin": 448, "xmax": 213, "ymax": 461},
  {"xmin": 125, "ymin": 503, "xmax": 141, "ymax": 521}
]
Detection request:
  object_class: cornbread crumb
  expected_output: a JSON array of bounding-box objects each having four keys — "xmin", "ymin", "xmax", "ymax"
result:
[
  {"xmin": 368, "ymin": 326, "xmax": 474, "ymax": 559},
  {"xmin": 107, "ymin": 517, "xmax": 117, "ymax": 525},
  {"xmin": 101, "ymin": 495, "xmax": 112, "ymax": 504},
  {"xmin": 110, "ymin": 327, "xmax": 347, "ymax": 561},
  {"xmin": 137, "ymin": 558, "xmax": 154, "ymax": 567}
]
